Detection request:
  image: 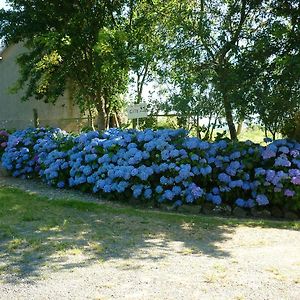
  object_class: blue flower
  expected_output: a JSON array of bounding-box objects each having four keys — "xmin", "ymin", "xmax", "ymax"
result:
[
  {"xmin": 262, "ymin": 149, "xmax": 276, "ymax": 159},
  {"xmin": 274, "ymin": 156, "xmax": 291, "ymax": 167},
  {"xmin": 163, "ymin": 190, "xmax": 174, "ymax": 201},
  {"xmin": 256, "ymin": 194, "xmax": 269, "ymax": 206},
  {"xmin": 144, "ymin": 188, "xmax": 152, "ymax": 199},
  {"xmin": 218, "ymin": 173, "xmax": 231, "ymax": 183},
  {"xmin": 155, "ymin": 185, "xmax": 164, "ymax": 194},
  {"xmin": 132, "ymin": 185, "xmax": 143, "ymax": 198},
  {"xmin": 57, "ymin": 181, "xmax": 65, "ymax": 188},
  {"xmin": 235, "ymin": 198, "xmax": 245, "ymax": 207},
  {"xmin": 212, "ymin": 195, "xmax": 222, "ymax": 205},
  {"xmin": 230, "ymin": 151, "xmax": 241, "ymax": 160},
  {"xmin": 172, "ymin": 186, "xmax": 182, "ymax": 195}
]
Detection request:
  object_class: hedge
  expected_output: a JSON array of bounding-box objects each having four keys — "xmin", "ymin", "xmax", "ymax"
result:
[{"xmin": 1, "ymin": 127, "xmax": 299, "ymax": 214}]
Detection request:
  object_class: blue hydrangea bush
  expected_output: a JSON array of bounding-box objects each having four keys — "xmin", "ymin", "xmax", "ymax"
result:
[{"xmin": 1, "ymin": 127, "xmax": 300, "ymax": 215}]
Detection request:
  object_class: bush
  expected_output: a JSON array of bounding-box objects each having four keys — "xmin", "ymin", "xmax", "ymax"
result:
[
  {"xmin": 0, "ymin": 130, "xmax": 9, "ymax": 157},
  {"xmin": 1, "ymin": 127, "xmax": 300, "ymax": 213}
]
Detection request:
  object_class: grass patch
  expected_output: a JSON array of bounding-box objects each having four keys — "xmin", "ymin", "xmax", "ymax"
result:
[{"xmin": 0, "ymin": 186, "xmax": 299, "ymax": 280}]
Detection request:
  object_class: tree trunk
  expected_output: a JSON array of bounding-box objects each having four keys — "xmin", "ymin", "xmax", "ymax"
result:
[
  {"xmin": 196, "ymin": 115, "xmax": 201, "ymax": 138},
  {"xmin": 87, "ymin": 104, "xmax": 95, "ymax": 131},
  {"xmin": 204, "ymin": 112, "xmax": 213, "ymax": 140},
  {"xmin": 105, "ymin": 112, "xmax": 111, "ymax": 130},
  {"xmin": 113, "ymin": 113, "xmax": 120, "ymax": 128},
  {"xmin": 237, "ymin": 120, "xmax": 243, "ymax": 136},
  {"xmin": 96, "ymin": 98, "xmax": 107, "ymax": 130},
  {"xmin": 264, "ymin": 126, "xmax": 268, "ymax": 138},
  {"xmin": 210, "ymin": 116, "xmax": 219, "ymax": 140},
  {"xmin": 223, "ymin": 93, "xmax": 237, "ymax": 140}
]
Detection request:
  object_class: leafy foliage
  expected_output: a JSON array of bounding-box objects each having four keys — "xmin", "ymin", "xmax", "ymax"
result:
[
  {"xmin": 1, "ymin": 127, "xmax": 300, "ymax": 213},
  {"xmin": 0, "ymin": 0, "xmax": 299, "ymax": 138}
]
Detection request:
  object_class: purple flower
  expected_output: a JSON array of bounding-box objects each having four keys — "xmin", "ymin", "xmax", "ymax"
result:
[
  {"xmin": 284, "ymin": 189, "xmax": 295, "ymax": 197},
  {"xmin": 266, "ymin": 170, "xmax": 276, "ymax": 182},
  {"xmin": 0, "ymin": 130, "xmax": 9, "ymax": 137},
  {"xmin": 290, "ymin": 150, "xmax": 299, "ymax": 158},
  {"xmin": 278, "ymin": 146, "xmax": 289, "ymax": 154},
  {"xmin": 274, "ymin": 156, "xmax": 291, "ymax": 167},
  {"xmin": 289, "ymin": 169, "xmax": 300, "ymax": 177},
  {"xmin": 262, "ymin": 149, "xmax": 276, "ymax": 159},
  {"xmin": 291, "ymin": 176, "xmax": 300, "ymax": 185}
]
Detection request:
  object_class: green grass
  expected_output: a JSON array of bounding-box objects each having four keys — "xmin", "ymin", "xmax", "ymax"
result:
[
  {"xmin": 0, "ymin": 186, "xmax": 299, "ymax": 280},
  {"xmin": 213, "ymin": 126, "xmax": 270, "ymax": 144}
]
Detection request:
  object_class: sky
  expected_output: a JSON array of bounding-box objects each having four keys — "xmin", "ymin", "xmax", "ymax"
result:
[
  {"xmin": 0, "ymin": 1, "xmax": 7, "ymax": 49},
  {"xmin": 0, "ymin": 0, "xmax": 7, "ymax": 9}
]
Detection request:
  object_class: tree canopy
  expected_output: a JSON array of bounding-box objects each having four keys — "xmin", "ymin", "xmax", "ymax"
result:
[{"xmin": 0, "ymin": 0, "xmax": 299, "ymax": 138}]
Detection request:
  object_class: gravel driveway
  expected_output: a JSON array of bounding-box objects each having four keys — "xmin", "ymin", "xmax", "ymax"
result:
[{"xmin": 0, "ymin": 175, "xmax": 299, "ymax": 300}]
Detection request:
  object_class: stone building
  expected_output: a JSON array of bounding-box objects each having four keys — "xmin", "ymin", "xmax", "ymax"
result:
[{"xmin": 0, "ymin": 43, "xmax": 85, "ymax": 131}]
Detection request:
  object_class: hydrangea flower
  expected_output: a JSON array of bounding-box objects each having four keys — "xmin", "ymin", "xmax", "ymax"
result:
[
  {"xmin": 256, "ymin": 194, "xmax": 269, "ymax": 206},
  {"xmin": 1, "ymin": 127, "xmax": 299, "ymax": 212}
]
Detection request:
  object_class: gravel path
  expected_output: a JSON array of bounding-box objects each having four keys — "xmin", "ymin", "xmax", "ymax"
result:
[{"xmin": 0, "ymin": 175, "xmax": 300, "ymax": 300}]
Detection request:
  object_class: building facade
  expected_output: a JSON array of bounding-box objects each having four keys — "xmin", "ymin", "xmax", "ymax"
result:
[{"xmin": 0, "ymin": 43, "xmax": 85, "ymax": 131}]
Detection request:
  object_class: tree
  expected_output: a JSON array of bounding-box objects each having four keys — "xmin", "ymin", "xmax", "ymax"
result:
[
  {"xmin": 0, "ymin": 0, "xmax": 140, "ymax": 129},
  {"xmin": 236, "ymin": 0, "xmax": 300, "ymax": 138},
  {"xmin": 155, "ymin": 0, "xmax": 275, "ymax": 140}
]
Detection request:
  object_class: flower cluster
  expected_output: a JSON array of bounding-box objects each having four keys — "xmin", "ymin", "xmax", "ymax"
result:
[
  {"xmin": 0, "ymin": 130, "xmax": 9, "ymax": 157},
  {"xmin": 1, "ymin": 128, "xmax": 68, "ymax": 178},
  {"xmin": 1, "ymin": 128, "xmax": 299, "ymax": 212}
]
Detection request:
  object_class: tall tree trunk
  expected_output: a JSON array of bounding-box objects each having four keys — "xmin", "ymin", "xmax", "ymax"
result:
[
  {"xmin": 196, "ymin": 114, "xmax": 201, "ymax": 139},
  {"xmin": 113, "ymin": 113, "xmax": 120, "ymax": 128},
  {"xmin": 223, "ymin": 93, "xmax": 237, "ymax": 140},
  {"xmin": 210, "ymin": 116, "xmax": 219, "ymax": 140},
  {"xmin": 87, "ymin": 101, "xmax": 95, "ymax": 130},
  {"xmin": 237, "ymin": 119, "xmax": 243, "ymax": 136},
  {"xmin": 96, "ymin": 98, "xmax": 107, "ymax": 130},
  {"xmin": 204, "ymin": 112, "xmax": 212, "ymax": 140},
  {"xmin": 116, "ymin": 112, "xmax": 122, "ymax": 128},
  {"xmin": 105, "ymin": 106, "xmax": 111, "ymax": 130}
]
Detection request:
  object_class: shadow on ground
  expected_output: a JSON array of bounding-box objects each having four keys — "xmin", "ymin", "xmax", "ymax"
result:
[{"xmin": 0, "ymin": 186, "xmax": 298, "ymax": 284}]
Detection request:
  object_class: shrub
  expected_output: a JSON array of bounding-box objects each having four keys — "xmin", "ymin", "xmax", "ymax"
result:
[
  {"xmin": 1, "ymin": 128, "xmax": 68, "ymax": 178},
  {"xmin": 0, "ymin": 130, "xmax": 9, "ymax": 157},
  {"xmin": 1, "ymin": 127, "xmax": 299, "ymax": 213}
]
